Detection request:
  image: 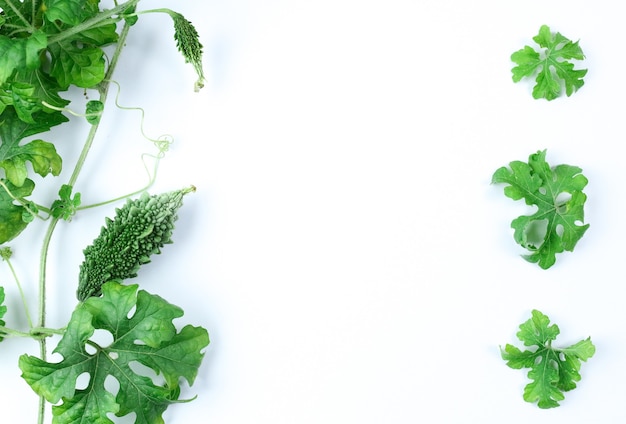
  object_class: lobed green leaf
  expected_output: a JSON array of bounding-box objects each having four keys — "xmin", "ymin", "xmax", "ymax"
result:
[
  {"xmin": 0, "ymin": 31, "xmax": 48, "ymax": 85},
  {"xmin": 0, "ymin": 107, "xmax": 66, "ymax": 187},
  {"xmin": 511, "ymin": 25, "xmax": 586, "ymax": 100},
  {"xmin": 492, "ymin": 150, "xmax": 589, "ymax": 269},
  {"xmin": 51, "ymin": 184, "xmax": 81, "ymax": 221},
  {"xmin": 516, "ymin": 308, "xmax": 559, "ymax": 347},
  {"xmin": 19, "ymin": 281, "xmax": 209, "ymax": 424},
  {"xmin": 48, "ymin": 42, "xmax": 106, "ymax": 89},
  {"xmin": 501, "ymin": 310, "xmax": 595, "ymax": 408},
  {"xmin": 510, "ymin": 46, "xmax": 540, "ymax": 82},
  {"xmin": 44, "ymin": 0, "xmax": 100, "ymax": 26},
  {"xmin": 13, "ymin": 68, "xmax": 71, "ymax": 114}
]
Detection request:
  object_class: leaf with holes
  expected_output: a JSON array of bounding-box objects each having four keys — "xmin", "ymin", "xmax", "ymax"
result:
[
  {"xmin": 501, "ymin": 310, "xmax": 595, "ymax": 408},
  {"xmin": 492, "ymin": 149, "xmax": 589, "ymax": 269},
  {"xmin": 511, "ymin": 25, "xmax": 587, "ymax": 100},
  {"xmin": 50, "ymin": 184, "xmax": 81, "ymax": 221},
  {"xmin": 19, "ymin": 281, "xmax": 209, "ymax": 424}
]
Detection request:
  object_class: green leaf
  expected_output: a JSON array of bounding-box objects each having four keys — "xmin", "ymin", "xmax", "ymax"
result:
[
  {"xmin": 48, "ymin": 41, "xmax": 106, "ymax": 89},
  {"xmin": 122, "ymin": 4, "xmax": 139, "ymax": 26},
  {"xmin": 0, "ymin": 107, "xmax": 66, "ymax": 186},
  {"xmin": 3, "ymin": 82, "xmax": 41, "ymax": 123},
  {"xmin": 51, "ymin": 184, "xmax": 81, "ymax": 220},
  {"xmin": 0, "ymin": 178, "xmax": 36, "ymax": 243},
  {"xmin": 44, "ymin": 0, "xmax": 99, "ymax": 26},
  {"xmin": 511, "ymin": 25, "xmax": 587, "ymax": 100},
  {"xmin": 492, "ymin": 149, "xmax": 589, "ymax": 269},
  {"xmin": 85, "ymin": 100, "xmax": 103, "ymax": 125},
  {"xmin": 0, "ymin": 31, "xmax": 48, "ymax": 85},
  {"xmin": 0, "ymin": 88, "xmax": 10, "ymax": 114},
  {"xmin": 0, "ymin": 286, "xmax": 7, "ymax": 342},
  {"xmin": 501, "ymin": 310, "xmax": 595, "ymax": 409},
  {"xmin": 74, "ymin": 22, "xmax": 120, "ymax": 46},
  {"xmin": 42, "ymin": 1, "xmax": 118, "ymax": 90},
  {"xmin": 19, "ymin": 281, "xmax": 209, "ymax": 424},
  {"xmin": 14, "ymin": 68, "xmax": 71, "ymax": 113}
]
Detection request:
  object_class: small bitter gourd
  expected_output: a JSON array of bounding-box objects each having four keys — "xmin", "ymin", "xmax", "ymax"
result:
[{"xmin": 77, "ymin": 186, "xmax": 195, "ymax": 301}]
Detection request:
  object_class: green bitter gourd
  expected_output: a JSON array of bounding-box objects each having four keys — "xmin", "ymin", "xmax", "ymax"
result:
[{"xmin": 77, "ymin": 186, "xmax": 195, "ymax": 301}]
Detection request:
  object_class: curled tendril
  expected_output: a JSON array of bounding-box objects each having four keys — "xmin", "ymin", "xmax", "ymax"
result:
[
  {"xmin": 39, "ymin": 77, "xmax": 179, "ymax": 213},
  {"xmin": 76, "ymin": 80, "xmax": 176, "ymax": 211},
  {"xmin": 108, "ymin": 79, "xmax": 174, "ymax": 150}
]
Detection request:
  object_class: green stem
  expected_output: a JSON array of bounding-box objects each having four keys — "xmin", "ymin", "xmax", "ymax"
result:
[
  {"xmin": 67, "ymin": 24, "xmax": 132, "ymax": 186},
  {"xmin": 31, "ymin": 326, "xmax": 66, "ymax": 337},
  {"xmin": 0, "ymin": 325, "xmax": 64, "ymax": 339},
  {"xmin": 37, "ymin": 390, "xmax": 45, "ymax": 424},
  {"xmin": 31, "ymin": 0, "xmax": 37, "ymax": 24},
  {"xmin": 3, "ymin": 256, "xmax": 34, "ymax": 328},
  {"xmin": 0, "ymin": 326, "xmax": 31, "ymax": 338},
  {"xmin": 130, "ymin": 7, "xmax": 177, "ymax": 18},
  {"xmin": 37, "ymin": 219, "xmax": 58, "ymax": 332},
  {"xmin": 35, "ymin": 21, "xmax": 134, "ymax": 424}
]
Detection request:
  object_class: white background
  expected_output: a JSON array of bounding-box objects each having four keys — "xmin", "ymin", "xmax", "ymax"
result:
[{"xmin": 1, "ymin": 0, "xmax": 625, "ymax": 422}]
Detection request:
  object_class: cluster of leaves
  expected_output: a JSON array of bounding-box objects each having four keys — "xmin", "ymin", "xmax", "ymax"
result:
[
  {"xmin": 20, "ymin": 281, "xmax": 209, "ymax": 423},
  {"xmin": 0, "ymin": 0, "xmax": 210, "ymax": 422},
  {"xmin": 501, "ymin": 310, "xmax": 595, "ymax": 408},
  {"xmin": 492, "ymin": 149, "xmax": 589, "ymax": 269},
  {"xmin": 0, "ymin": 0, "xmax": 123, "ymax": 242},
  {"xmin": 0, "ymin": 0, "xmax": 205, "ymax": 243},
  {"xmin": 511, "ymin": 25, "xmax": 587, "ymax": 100},
  {"xmin": 501, "ymin": 24, "xmax": 597, "ymax": 411}
]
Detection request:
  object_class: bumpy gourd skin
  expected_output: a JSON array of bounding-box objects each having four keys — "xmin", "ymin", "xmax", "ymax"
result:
[{"xmin": 77, "ymin": 187, "xmax": 194, "ymax": 301}]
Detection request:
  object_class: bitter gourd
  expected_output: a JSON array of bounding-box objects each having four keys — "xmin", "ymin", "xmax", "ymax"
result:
[{"xmin": 77, "ymin": 186, "xmax": 195, "ymax": 301}]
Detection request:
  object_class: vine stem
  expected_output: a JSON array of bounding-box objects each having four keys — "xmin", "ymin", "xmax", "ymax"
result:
[
  {"xmin": 0, "ymin": 325, "xmax": 65, "ymax": 339},
  {"xmin": 35, "ymin": 21, "xmax": 133, "ymax": 424},
  {"xmin": 3, "ymin": 255, "xmax": 34, "ymax": 328}
]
